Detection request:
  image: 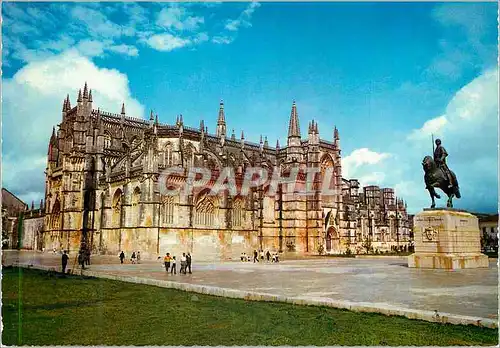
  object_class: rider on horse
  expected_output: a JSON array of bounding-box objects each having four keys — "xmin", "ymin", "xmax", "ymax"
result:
[{"xmin": 433, "ymin": 139, "xmax": 453, "ymax": 188}]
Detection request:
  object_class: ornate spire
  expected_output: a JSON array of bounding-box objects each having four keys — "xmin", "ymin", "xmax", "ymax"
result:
[
  {"xmin": 51, "ymin": 126, "xmax": 56, "ymax": 140},
  {"xmin": 260, "ymin": 135, "xmax": 263, "ymax": 144},
  {"xmin": 179, "ymin": 114, "xmax": 183, "ymax": 124},
  {"xmin": 231, "ymin": 129, "xmax": 236, "ymax": 140},
  {"xmin": 155, "ymin": 114, "xmax": 159, "ymax": 125},
  {"xmin": 31, "ymin": 201, "xmax": 34, "ymax": 210},
  {"xmin": 276, "ymin": 139, "xmax": 280, "ymax": 149},
  {"xmin": 264, "ymin": 136, "xmax": 269, "ymax": 147},
  {"xmin": 62, "ymin": 97, "xmax": 68, "ymax": 112},
  {"xmin": 66, "ymin": 94, "xmax": 71, "ymax": 109},
  {"xmin": 121, "ymin": 103, "xmax": 126, "ymax": 115},
  {"xmin": 288, "ymin": 100, "xmax": 300, "ymax": 138},
  {"xmin": 241, "ymin": 130, "xmax": 244, "ymax": 140},
  {"xmin": 200, "ymin": 119, "xmax": 205, "ymax": 131},
  {"xmin": 88, "ymin": 89, "xmax": 93, "ymax": 102},
  {"xmin": 218, "ymin": 100, "xmax": 225, "ymax": 125},
  {"xmin": 334, "ymin": 126, "xmax": 339, "ymax": 139},
  {"xmin": 150, "ymin": 110, "xmax": 154, "ymax": 121},
  {"xmin": 83, "ymin": 82, "xmax": 88, "ymax": 99},
  {"xmin": 77, "ymin": 89, "xmax": 82, "ymax": 102},
  {"xmin": 216, "ymin": 100, "xmax": 226, "ymax": 138}
]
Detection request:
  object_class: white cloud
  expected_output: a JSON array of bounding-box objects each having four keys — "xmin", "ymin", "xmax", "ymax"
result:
[
  {"xmin": 212, "ymin": 36, "xmax": 234, "ymax": 45},
  {"xmin": 426, "ymin": 3, "xmax": 497, "ymax": 79},
  {"xmin": 156, "ymin": 6, "xmax": 204, "ymax": 31},
  {"xmin": 407, "ymin": 115, "xmax": 448, "ymax": 141},
  {"xmin": 224, "ymin": 2, "xmax": 261, "ymax": 32},
  {"xmin": 2, "ymin": 50, "xmax": 145, "ymax": 202},
  {"xmin": 109, "ymin": 44, "xmax": 139, "ymax": 57},
  {"xmin": 342, "ymin": 148, "xmax": 392, "ymax": 179},
  {"xmin": 71, "ymin": 5, "xmax": 129, "ymax": 39},
  {"xmin": 145, "ymin": 33, "xmax": 192, "ymax": 52}
]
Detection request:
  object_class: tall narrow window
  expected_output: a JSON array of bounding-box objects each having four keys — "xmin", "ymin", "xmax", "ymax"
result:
[
  {"xmin": 232, "ymin": 198, "xmax": 243, "ymax": 227},
  {"xmin": 132, "ymin": 187, "xmax": 141, "ymax": 226},
  {"xmin": 112, "ymin": 189, "xmax": 122, "ymax": 228},
  {"xmin": 51, "ymin": 199, "xmax": 61, "ymax": 230},
  {"xmin": 104, "ymin": 133, "xmax": 112, "ymax": 148},
  {"xmin": 161, "ymin": 196, "xmax": 175, "ymax": 225},
  {"xmin": 194, "ymin": 190, "xmax": 217, "ymax": 226},
  {"xmin": 164, "ymin": 143, "xmax": 173, "ymax": 166}
]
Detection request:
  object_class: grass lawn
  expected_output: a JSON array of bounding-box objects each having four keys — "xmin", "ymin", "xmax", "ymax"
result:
[{"xmin": 2, "ymin": 267, "xmax": 498, "ymax": 346}]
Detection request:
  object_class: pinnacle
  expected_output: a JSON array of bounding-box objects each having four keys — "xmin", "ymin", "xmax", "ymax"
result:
[
  {"xmin": 288, "ymin": 100, "xmax": 300, "ymax": 138},
  {"xmin": 83, "ymin": 82, "xmax": 88, "ymax": 98},
  {"xmin": 218, "ymin": 100, "xmax": 226, "ymax": 124},
  {"xmin": 121, "ymin": 103, "xmax": 126, "ymax": 115}
]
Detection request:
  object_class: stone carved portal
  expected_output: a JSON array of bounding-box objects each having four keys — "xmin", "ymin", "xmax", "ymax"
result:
[{"xmin": 326, "ymin": 226, "xmax": 340, "ymax": 253}]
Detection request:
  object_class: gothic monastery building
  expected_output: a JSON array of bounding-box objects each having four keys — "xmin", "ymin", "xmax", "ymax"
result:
[{"xmin": 43, "ymin": 83, "xmax": 410, "ymax": 260}]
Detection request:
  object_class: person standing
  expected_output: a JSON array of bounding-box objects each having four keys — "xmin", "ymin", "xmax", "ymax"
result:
[
  {"xmin": 186, "ymin": 253, "xmax": 192, "ymax": 274},
  {"xmin": 170, "ymin": 256, "xmax": 177, "ymax": 274},
  {"xmin": 253, "ymin": 250, "xmax": 258, "ymax": 263},
  {"xmin": 78, "ymin": 252, "xmax": 85, "ymax": 270},
  {"xmin": 119, "ymin": 251, "xmax": 125, "ymax": 264},
  {"xmin": 131, "ymin": 252, "xmax": 136, "ymax": 264},
  {"xmin": 180, "ymin": 253, "xmax": 187, "ymax": 274},
  {"xmin": 164, "ymin": 253, "xmax": 171, "ymax": 272},
  {"xmin": 266, "ymin": 250, "xmax": 271, "ymax": 262},
  {"xmin": 62, "ymin": 250, "xmax": 69, "ymax": 274},
  {"xmin": 85, "ymin": 249, "xmax": 91, "ymax": 265},
  {"xmin": 137, "ymin": 251, "xmax": 141, "ymax": 264}
]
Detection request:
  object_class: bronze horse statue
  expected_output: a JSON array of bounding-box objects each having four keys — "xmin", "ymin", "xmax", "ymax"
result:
[{"xmin": 422, "ymin": 155, "xmax": 461, "ymax": 208}]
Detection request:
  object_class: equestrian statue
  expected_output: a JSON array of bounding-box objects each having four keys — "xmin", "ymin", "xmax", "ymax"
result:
[{"xmin": 422, "ymin": 138, "xmax": 461, "ymax": 208}]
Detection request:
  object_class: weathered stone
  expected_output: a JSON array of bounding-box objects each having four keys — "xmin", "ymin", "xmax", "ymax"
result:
[{"xmin": 408, "ymin": 209, "xmax": 489, "ymax": 269}]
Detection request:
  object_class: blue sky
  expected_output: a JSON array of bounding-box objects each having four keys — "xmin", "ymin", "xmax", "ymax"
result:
[{"xmin": 2, "ymin": 2, "xmax": 498, "ymax": 214}]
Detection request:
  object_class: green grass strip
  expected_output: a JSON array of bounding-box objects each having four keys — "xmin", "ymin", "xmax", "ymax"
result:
[{"xmin": 2, "ymin": 267, "xmax": 498, "ymax": 346}]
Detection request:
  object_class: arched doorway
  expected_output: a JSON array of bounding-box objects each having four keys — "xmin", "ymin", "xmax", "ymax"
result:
[{"xmin": 326, "ymin": 226, "xmax": 340, "ymax": 253}]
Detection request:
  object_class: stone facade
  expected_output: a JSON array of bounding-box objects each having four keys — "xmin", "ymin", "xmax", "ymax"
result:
[
  {"xmin": 42, "ymin": 83, "xmax": 411, "ymax": 260},
  {"xmin": 21, "ymin": 207, "xmax": 44, "ymax": 251},
  {"xmin": 341, "ymin": 182, "xmax": 411, "ymax": 253}
]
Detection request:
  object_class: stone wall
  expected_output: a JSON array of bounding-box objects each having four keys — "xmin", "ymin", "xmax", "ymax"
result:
[{"xmin": 21, "ymin": 216, "xmax": 44, "ymax": 250}]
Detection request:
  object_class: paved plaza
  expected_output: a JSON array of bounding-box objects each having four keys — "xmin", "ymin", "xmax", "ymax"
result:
[{"xmin": 3, "ymin": 250, "xmax": 498, "ymax": 324}]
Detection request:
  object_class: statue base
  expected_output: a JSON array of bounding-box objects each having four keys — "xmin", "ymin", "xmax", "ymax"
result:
[{"xmin": 408, "ymin": 209, "xmax": 489, "ymax": 269}]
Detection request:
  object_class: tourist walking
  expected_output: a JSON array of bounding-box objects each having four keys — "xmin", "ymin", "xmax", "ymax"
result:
[
  {"xmin": 171, "ymin": 256, "xmax": 177, "ymax": 274},
  {"xmin": 253, "ymin": 250, "xmax": 258, "ymax": 263},
  {"xmin": 137, "ymin": 251, "xmax": 141, "ymax": 264},
  {"xmin": 266, "ymin": 250, "xmax": 271, "ymax": 262},
  {"xmin": 186, "ymin": 253, "xmax": 192, "ymax": 274},
  {"xmin": 164, "ymin": 253, "xmax": 171, "ymax": 272},
  {"xmin": 260, "ymin": 249, "xmax": 264, "ymax": 261},
  {"xmin": 131, "ymin": 252, "xmax": 136, "ymax": 264},
  {"xmin": 119, "ymin": 251, "xmax": 125, "ymax": 264},
  {"xmin": 180, "ymin": 253, "xmax": 187, "ymax": 274},
  {"xmin": 62, "ymin": 250, "xmax": 69, "ymax": 274}
]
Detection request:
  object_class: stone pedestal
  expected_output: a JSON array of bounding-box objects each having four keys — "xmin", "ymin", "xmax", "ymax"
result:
[{"xmin": 408, "ymin": 209, "xmax": 489, "ymax": 269}]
